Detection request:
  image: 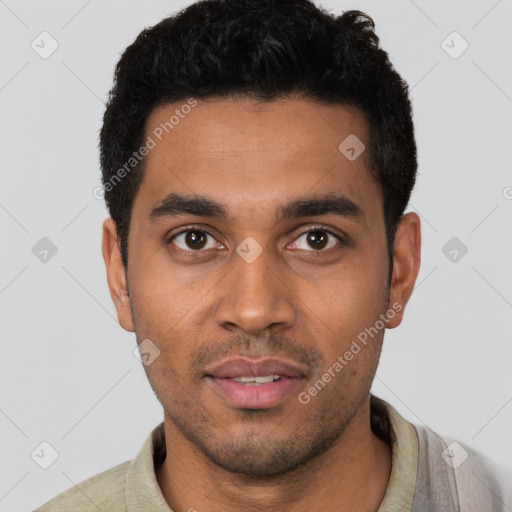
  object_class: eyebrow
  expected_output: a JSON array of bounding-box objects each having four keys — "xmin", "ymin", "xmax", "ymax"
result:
[{"xmin": 149, "ymin": 192, "xmax": 364, "ymax": 224}]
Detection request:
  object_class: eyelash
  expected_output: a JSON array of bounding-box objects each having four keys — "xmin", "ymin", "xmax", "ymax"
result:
[{"xmin": 167, "ymin": 224, "xmax": 344, "ymax": 256}]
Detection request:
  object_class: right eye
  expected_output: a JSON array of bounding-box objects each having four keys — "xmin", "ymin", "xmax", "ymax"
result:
[{"xmin": 168, "ymin": 228, "xmax": 223, "ymax": 254}]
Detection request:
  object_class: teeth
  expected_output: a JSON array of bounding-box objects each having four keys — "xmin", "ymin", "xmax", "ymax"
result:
[{"xmin": 232, "ymin": 375, "xmax": 281, "ymax": 384}]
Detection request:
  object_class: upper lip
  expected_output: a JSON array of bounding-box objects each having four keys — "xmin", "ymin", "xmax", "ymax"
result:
[{"xmin": 205, "ymin": 357, "xmax": 307, "ymax": 379}]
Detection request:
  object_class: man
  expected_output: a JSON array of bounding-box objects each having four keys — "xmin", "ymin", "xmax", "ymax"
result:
[{"xmin": 35, "ymin": 0, "xmax": 511, "ymax": 510}]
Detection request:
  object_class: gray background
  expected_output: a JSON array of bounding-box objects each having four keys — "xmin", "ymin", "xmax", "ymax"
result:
[{"xmin": 1, "ymin": 0, "xmax": 511, "ymax": 510}]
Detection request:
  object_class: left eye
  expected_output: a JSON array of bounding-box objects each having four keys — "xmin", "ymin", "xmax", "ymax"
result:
[{"xmin": 289, "ymin": 229, "xmax": 341, "ymax": 251}]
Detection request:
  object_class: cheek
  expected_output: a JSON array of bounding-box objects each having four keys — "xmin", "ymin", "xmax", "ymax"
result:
[
  {"xmin": 129, "ymin": 269, "xmax": 198, "ymax": 360},
  {"xmin": 130, "ymin": 251, "xmax": 202, "ymax": 316},
  {"xmin": 305, "ymin": 254, "xmax": 388, "ymax": 360},
  {"xmin": 316, "ymin": 255, "xmax": 387, "ymax": 317}
]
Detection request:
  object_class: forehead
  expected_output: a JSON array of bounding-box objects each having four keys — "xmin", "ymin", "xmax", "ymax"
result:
[
  {"xmin": 135, "ymin": 97, "xmax": 380, "ymax": 223},
  {"xmin": 145, "ymin": 97, "xmax": 368, "ymax": 154}
]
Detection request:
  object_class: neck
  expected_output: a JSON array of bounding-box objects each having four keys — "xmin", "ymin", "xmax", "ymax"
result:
[{"xmin": 156, "ymin": 399, "xmax": 392, "ymax": 512}]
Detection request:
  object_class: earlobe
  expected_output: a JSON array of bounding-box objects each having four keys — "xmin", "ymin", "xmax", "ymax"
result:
[
  {"xmin": 101, "ymin": 218, "xmax": 135, "ymax": 332},
  {"xmin": 386, "ymin": 212, "xmax": 421, "ymax": 329}
]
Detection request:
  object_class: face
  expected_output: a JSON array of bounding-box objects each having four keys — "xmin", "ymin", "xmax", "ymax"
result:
[{"xmin": 103, "ymin": 97, "xmax": 420, "ymax": 477}]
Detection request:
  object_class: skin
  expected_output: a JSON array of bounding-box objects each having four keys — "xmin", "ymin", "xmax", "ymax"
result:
[{"xmin": 102, "ymin": 97, "xmax": 421, "ymax": 512}]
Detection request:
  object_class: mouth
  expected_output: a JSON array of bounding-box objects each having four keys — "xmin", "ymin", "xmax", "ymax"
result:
[
  {"xmin": 204, "ymin": 357, "xmax": 307, "ymax": 409},
  {"xmin": 230, "ymin": 375, "xmax": 284, "ymax": 385}
]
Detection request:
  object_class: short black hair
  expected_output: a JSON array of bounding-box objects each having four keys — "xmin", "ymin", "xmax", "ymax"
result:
[{"xmin": 99, "ymin": 0, "xmax": 417, "ymax": 271}]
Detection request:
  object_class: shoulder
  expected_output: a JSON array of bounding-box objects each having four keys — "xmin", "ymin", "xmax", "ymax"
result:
[
  {"xmin": 413, "ymin": 423, "xmax": 512, "ymax": 511},
  {"xmin": 33, "ymin": 460, "xmax": 131, "ymax": 511}
]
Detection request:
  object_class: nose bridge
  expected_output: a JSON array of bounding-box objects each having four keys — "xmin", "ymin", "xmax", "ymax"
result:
[{"xmin": 214, "ymin": 239, "xmax": 296, "ymax": 333}]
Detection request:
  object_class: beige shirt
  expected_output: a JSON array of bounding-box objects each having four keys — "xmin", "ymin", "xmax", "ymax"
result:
[{"xmin": 34, "ymin": 397, "xmax": 509, "ymax": 511}]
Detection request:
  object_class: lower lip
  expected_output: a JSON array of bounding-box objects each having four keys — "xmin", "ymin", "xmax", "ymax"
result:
[{"xmin": 206, "ymin": 376, "xmax": 303, "ymax": 409}]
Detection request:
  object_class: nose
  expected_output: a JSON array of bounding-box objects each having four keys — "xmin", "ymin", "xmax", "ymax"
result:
[{"xmin": 214, "ymin": 244, "xmax": 297, "ymax": 335}]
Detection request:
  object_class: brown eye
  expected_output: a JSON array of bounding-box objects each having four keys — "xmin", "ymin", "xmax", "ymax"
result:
[
  {"xmin": 306, "ymin": 230, "xmax": 329, "ymax": 250},
  {"xmin": 170, "ymin": 229, "xmax": 218, "ymax": 251},
  {"xmin": 291, "ymin": 228, "xmax": 341, "ymax": 252}
]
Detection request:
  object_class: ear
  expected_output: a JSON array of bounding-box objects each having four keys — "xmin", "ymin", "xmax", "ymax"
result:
[
  {"xmin": 386, "ymin": 212, "xmax": 421, "ymax": 329},
  {"xmin": 102, "ymin": 218, "xmax": 135, "ymax": 332}
]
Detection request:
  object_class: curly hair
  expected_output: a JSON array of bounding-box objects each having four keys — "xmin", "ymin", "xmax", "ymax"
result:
[{"xmin": 99, "ymin": 0, "xmax": 417, "ymax": 270}]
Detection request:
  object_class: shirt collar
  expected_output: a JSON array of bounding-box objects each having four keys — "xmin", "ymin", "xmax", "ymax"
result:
[
  {"xmin": 125, "ymin": 422, "xmax": 172, "ymax": 511},
  {"xmin": 374, "ymin": 396, "xmax": 419, "ymax": 511}
]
